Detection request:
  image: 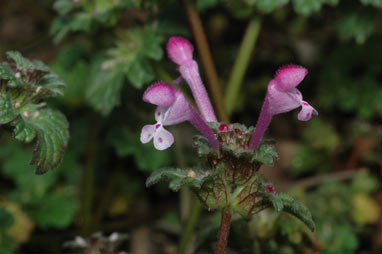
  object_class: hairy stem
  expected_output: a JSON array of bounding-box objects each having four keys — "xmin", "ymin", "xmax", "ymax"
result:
[
  {"xmin": 215, "ymin": 209, "xmax": 232, "ymax": 254},
  {"xmin": 182, "ymin": 0, "xmax": 229, "ymax": 123},
  {"xmin": 225, "ymin": 17, "xmax": 262, "ymax": 115},
  {"xmin": 249, "ymin": 98, "xmax": 271, "ymax": 150},
  {"xmin": 178, "ymin": 198, "xmax": 203, "ymax": 254},
  {"xmin": 189, "ymin": 106, "xmax": 219, "ymax": 149}
]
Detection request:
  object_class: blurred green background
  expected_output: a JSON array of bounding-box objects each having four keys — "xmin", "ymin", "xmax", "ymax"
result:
[{"xmin": 0, "ymin": 0, "xmax": 381, "ymax": 253}]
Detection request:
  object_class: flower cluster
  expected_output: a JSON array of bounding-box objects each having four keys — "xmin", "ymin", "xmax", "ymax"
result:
[
  {"xmin": 141, "ymin": 36, "xmax": 317, "ymax": 152},
  {"xmin": 141, "ymin": 36, "xmax": 317, "ymax": 232}
]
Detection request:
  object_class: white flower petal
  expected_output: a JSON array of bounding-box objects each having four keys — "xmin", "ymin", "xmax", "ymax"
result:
[
  {"xmin": 155, "ymin": 107, "xmax": 167, "ymax": 122},
  {"xmin": 153, "ymin": 127, "xmax": 174, "ymax": 150},
  {"xmin": 140, "ymin": 124, "xmax": 155, "ymax": 143},
  {"xmin": 297, "ymin": 101, "xmax": 318, "ymax": 121}
]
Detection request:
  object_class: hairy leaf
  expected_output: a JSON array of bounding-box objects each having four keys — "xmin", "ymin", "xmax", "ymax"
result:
[
  {"xmin": 277, "ymin": 193, "xmax": 315, "ymax": 232},
  {"xmin": 0, "ymin": 94, "xmax": 17, "ymax": 124},
  {"xmin": 146, "ymin": 167, "xmax": 213, "ymax": 191},
  {"xmin": 86, "ymin": 59, "xmax": 124, "ymax": 116},
  {"xmin": 12, "ymin": 108, "xmax": 69, "ymax": 174}
]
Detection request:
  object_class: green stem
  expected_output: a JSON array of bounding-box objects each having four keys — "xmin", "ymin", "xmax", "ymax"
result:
[
  {"xmin": 177, "ymin": 198, "xmax": 203, "ymax": 254},
  {"xmin": 81, "ymin": 113, "xmax": 99, "ymax": 234},
  {"xmin": 182, "ymin": 0, "xmax": 229, "ymax": 123},
  {"xmin": 225, "ymin": 17, "xmax": 262, "ymax": 115}
]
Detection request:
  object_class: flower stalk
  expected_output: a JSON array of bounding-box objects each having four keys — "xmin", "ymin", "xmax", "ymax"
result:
[
  {"xmin": 182, "ymin": 0, "xmax": 229, "ymax": 123},
  {"xmin": 215, "ymin": 209, "xmax": 232, "ymax": 254}
]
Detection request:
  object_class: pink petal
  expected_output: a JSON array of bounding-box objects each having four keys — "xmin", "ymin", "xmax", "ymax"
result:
[
  {"xmin": 274, "ymin": 65, "xmax": 308, "ymax": 91},
  {"xmin": 167, "ymin": 36, "xmax": 194, "ymax": 65},
  {"xmin": 297, "ymin": 101, "xmax": 318, "ymax": 121},
  {"xmin": 267, "ymin": 81, "xmax": 302, "ymax": 115},
  {"xmin": 162, "ymin": 91, "xmax": 191, "ymax": 125},
  {"xmin": 143, "ymin": 81, "xmax": 176, "ymax": 106},
  {"xmin": 140, "ymin": 124, "xmax": 156, "ymax": 144},
  {"xmin": 153, "ymin": 127, "xmax": 174, "ymax": 150}
]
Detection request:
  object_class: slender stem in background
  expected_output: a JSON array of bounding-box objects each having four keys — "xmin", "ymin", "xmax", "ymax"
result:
[
  {"xmin": 81, "ymin": 113, "xmax": 100, "ymax": 234},
  {"xmin": 215, "ymin": 209, "xmax": 232, "ymax": 254},
  {"xmin": 173, "ymin": 129, "xmax": 201, "ymax": 254},
  {"xmin": 225, "ymin": 17, "xmax": 262, "ymax": 115},
  {"xmin": 93, "ymin": 167, "xmax": 122, "ymax": 227},
  {"xmin": 178, "ymin": 198, "xmax": 203, "ymax": 254},
  {"xmin": 182, "ymin": 0, "xmax": 229, "ymax": 123}
]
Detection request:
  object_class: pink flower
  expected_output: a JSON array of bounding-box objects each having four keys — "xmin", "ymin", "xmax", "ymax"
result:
[
  {"xmin": 141, "ymin": 82, "xmax": 218, "ymax": 150},
  {"xmin": 167, "ymin": 37, "xmax": 217, "ymax": 122},
  {"xmin": 249, "ymin": 65, "xmax": 318, "ymax": 150}
]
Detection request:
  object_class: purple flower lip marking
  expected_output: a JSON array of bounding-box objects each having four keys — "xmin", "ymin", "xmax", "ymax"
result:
[
  {"xmin": 249, "ymin": 65, "xmax": 318, "ymax": 150},
  {"xmin": 141, "ymin": 82, "xmax": 219, "ymax": 150},
  {"xmin": 167, "ymin": 37, "xmax": 217, "ymax": 123}
]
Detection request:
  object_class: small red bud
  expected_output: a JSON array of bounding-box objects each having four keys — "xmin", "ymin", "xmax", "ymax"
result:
[
  {"xmin": 266, "ymin": 185, "xmax": 275, "ymax": 195},
  {"xmin": 219, "ymin": 123, "xmax": 230, "ymax": 132}
]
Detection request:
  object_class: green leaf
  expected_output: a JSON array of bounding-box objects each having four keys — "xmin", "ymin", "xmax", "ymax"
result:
[
  {"xmin": 146, "ymin": 167, "xmax": 213, "ymax": 191},
  {"xmin": 6, "ymin": 51, "xmax": 35, "ymax": 72},
  {"xmin": 0, "ymin": 65, "xmax": 22, "ymax": 87},
  {"xmin": 53, "ymin": 0, "xmax": 75, "ymax": 16},
  {"xmin": 28, "ymin": 193, "xmax": 78, "ymax": 229},
  {"xmin": 110, "ymin": 129, "xmax": 172, "ymax": 171},
  {"xmin": 197, "ymin": 0, "xmax": 219, "ymax": 11},
  {"xmin": 126, "ymin": 59, "xmax": 154, "ymax": 89},
  {"xmin": 0, "ymin": 207, "xmax": 14, "ymax": 230},
  {"xmin": 33, "ymin": 61, "xmax": 66, "ymax": 97},
  {"xmin": 0, "ymin": 93, "xmax": 17, "ymax": 124},
  {"xmin": 12, "ymin": 108, "xmax": 69, "ymax": 174},
  {"xmin": 360, "ymin": 0, "xmax": 382, "ymax": 8},
  {"xmin": 86, "ymin": 59, "xmax": 124, "ymax": 115},
  {"xmin": 249, "ymin": 0, "xmax": 289, "ymax": 13},
  {"xmin": 277, "ymin": 193, "xmax": 315, "ymax": 231},
  {"xmin": 142, "ymin": 30, "xmax": 164, "ymax": 60},
  {"xmin": 1, "ymin": 145, "xmax": 58, "ymax": 196},
  {"xmin": 337, "ymin": 12, "xmax": 374, "ymax": 44},
  {"xmin": 4, "ymin": 51, "xmax": 66, "ymax": 97},
  {"xmin": 292, "ymin": 0, "xmax": 322, "ymax": 16},
  {"xmin": 254, "ymin": 141, "xmax": 279, "ymax": 165}
]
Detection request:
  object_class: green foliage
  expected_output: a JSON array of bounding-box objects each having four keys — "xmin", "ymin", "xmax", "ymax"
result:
[
  {"xmin": 292, "ymin": 0, "xmax": 339, "ymax": 16},
  {"xmin": 13, "ymin": 108, "xmax": 69, "ymax": 174},
  {"xmin": 51, "ymin": 0, "xmax": 144, "ymax": 42},
  {"xmin": 249, "ymin": 0, "xmax": 289, "ymax": 13},
  {"xmin": 146, "ymin": 167, "xmax": 214, "ymax": 191},
  {"xmin": 86, "ymin": 57, "xmax": 125, "ymax": 116},
  {"xmin": 275, "ymin": 193, "xmax": 315, "ymax": 232},
  {"xmin": 106, "ymin": 27, "xmax": 164, "ymax": 89},
  {"xmin": 149, "ymin": 122, "xmax": 314, "ymax": 231},
  {"xmin": 337, "ymin": 12, "xmax": 375, "ymax": 44},
  {"xmin": 28, "ymin": 193, "xmax": 77, "ymax": 229},
  {"xmin": 360, "ymin": 0, "xmax": 382, "ymax": 8},
  {"xmin": 0, "ymin": 51, "xmax": 69, "ymax": 174},
  {"xmin": 109, "ymin": 128, "xmax": 173, "ymax": 172},
  {"xmin": 320, "ymin": 40, "xmax": 382, "ymax": 119}
]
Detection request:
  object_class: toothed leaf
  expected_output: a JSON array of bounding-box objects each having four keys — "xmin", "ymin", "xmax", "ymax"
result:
[
  {"xmin": 86, "ymin": 60, "xmax": 124, "ymax": 116},
  {"xmin": 0, "ymin": 93, "xmax": 17, "ymax": 124},
  {"xmin": 11, "ymin": 108, "xmax": 69, "ymax": 174},
  {"xmin": 0, "ymin": 64, "xmax": 23, "ymax": 87},
  {"xmin": 277, "ymin": 193, "xmax": 315, "ymax": 231},
  {"xmin": 146, "ymin": 167, "xmax": 213, "ymax": 191}
]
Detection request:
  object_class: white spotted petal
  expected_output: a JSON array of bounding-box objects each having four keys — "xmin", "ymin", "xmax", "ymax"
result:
[
  {"xmin": 140, "ymin": 124, "xmax": 156, "ymax": 144},
  {"xmin": 153, "ymin": 127, "xmax": 174, "ymax": 150},
  {"xmin": 297, "ymin": 101, "xmax": 318, "ymax": 121}
]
